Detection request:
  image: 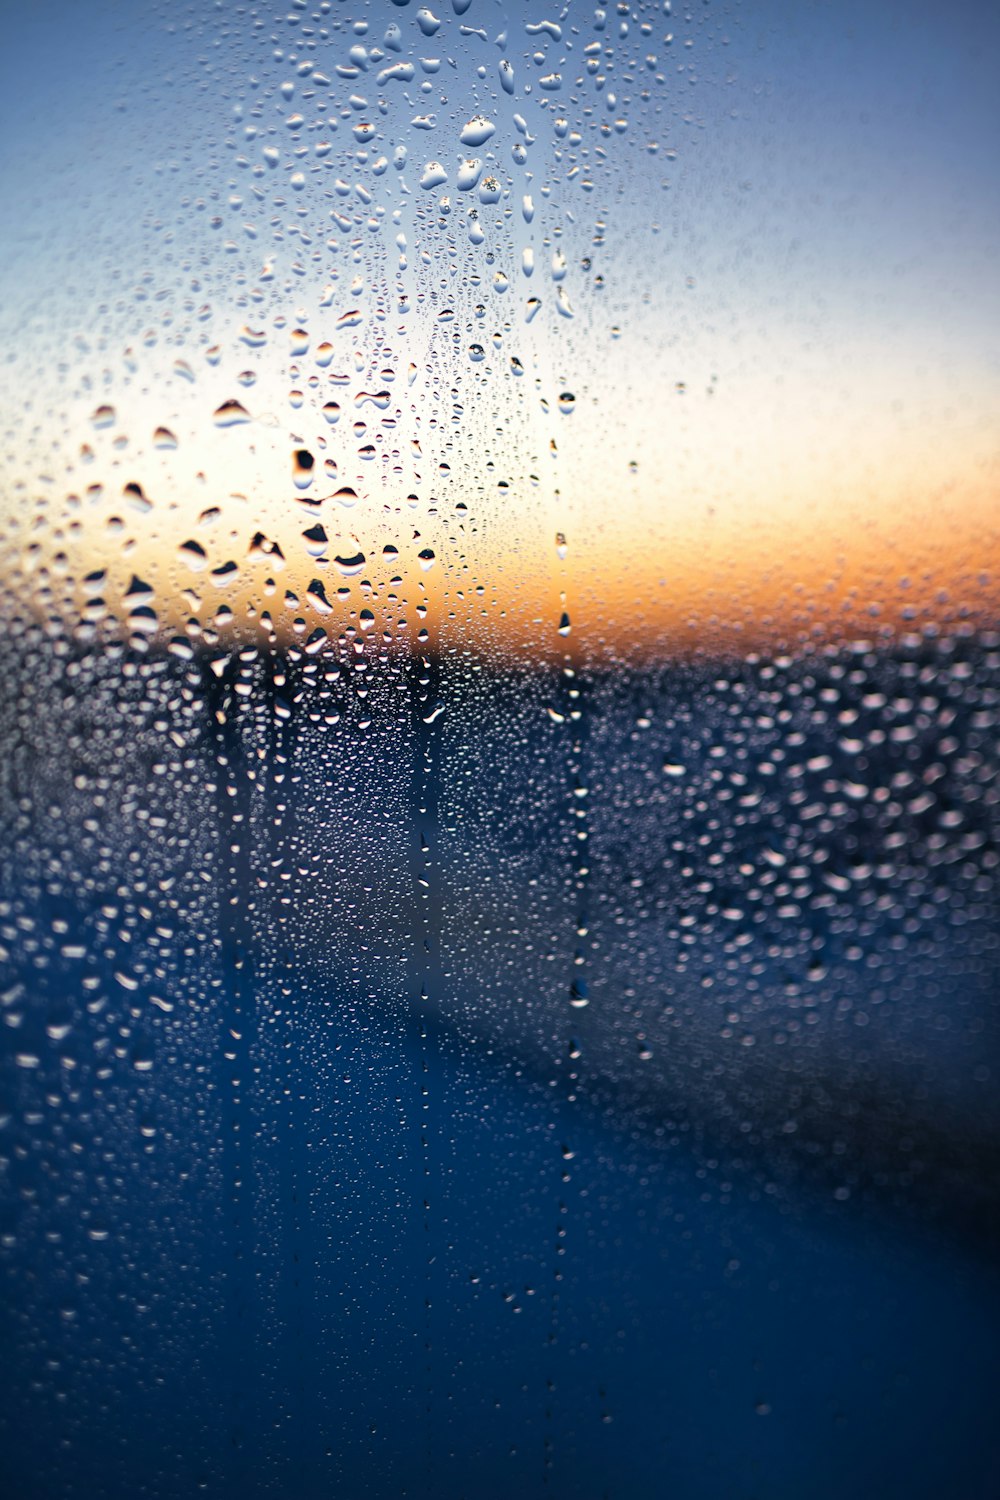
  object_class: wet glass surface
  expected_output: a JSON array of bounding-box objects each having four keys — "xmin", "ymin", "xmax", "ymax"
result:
[{"xmin": 1, "ymin": 3, "xmax": 998, "ymax": 1497}]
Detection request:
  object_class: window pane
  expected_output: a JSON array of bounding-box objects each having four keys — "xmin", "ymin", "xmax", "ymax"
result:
[{"xmin": 1, "ymin": 3, "xmax": 998, "ymax": 1497}]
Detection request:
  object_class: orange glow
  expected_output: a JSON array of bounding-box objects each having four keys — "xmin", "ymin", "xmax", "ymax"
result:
[{"xmin": 4, "ymin": 334, "xmax": 998, "ymax": 663}]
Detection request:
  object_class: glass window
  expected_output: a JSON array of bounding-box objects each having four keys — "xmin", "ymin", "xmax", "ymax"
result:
[{"xmin": 1, "ymin": 2, "xmax": 998, "ymax": 1496}]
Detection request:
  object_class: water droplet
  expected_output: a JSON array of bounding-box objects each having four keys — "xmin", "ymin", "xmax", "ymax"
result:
[
  {"xmin": 334, "ymin": 551, "xmax": 366, "ymax": 577},
  {"xmin": 420, "ymin": 161, "xmax": 448, "ymax": 191},
  {"xmin": 124, "ymin": 481, "xmax": 151, "ymax": 514},
  {"xmin": 213, "ymin": 400, "xmax": 251, "ymax": 428},
  {"xmin": 179, "ymin": 539, "xmax": 207, "ymax": 570},
  {"xmin": 457, "ymin": 158, "xmax": 483, "ymax": 192},
  {"xmin": 302, "ymin": 524, "xmax": 328, "ymax": 557},
  {"xmin": 460, "ymin": 115, "xmax": 496, "ymax": 148},
  {"xmin": 306, "ymin": 579, "xmax": 332, "ymax": 614},
  {"xmin": 379, "ymin": 61, "xmax": 414, "ymax": 84},
  {"xmin": 292, "ymin": 449, "xmax": 314, "ymax": 489}
]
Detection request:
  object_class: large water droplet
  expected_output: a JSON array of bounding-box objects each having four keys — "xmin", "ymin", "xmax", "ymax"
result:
[
  {"xmin": 213, "ymin": 400, "xmax": 251, "ymax": 428},
  {"xmin": 457, "ymin": 158, "xmax": 483, "ymax": 192},
  {"xmin": 292, "ymin": 449, "xmax": 314, "ymax": 489},
  {"xmin": 420, "ymin": 161, "xmax": 448, "ymax": 191},
  {"xmin": 460, "ymin": 115, "xmax": 496, "ymax": 148},
  {"xmin": 334, "ymin": 550, "xmax": 367, "ymax": 577}
]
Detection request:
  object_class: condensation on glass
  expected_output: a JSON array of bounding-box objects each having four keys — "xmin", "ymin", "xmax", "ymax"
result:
[{"xmin": 0, "ymin": 2, "xmax": 998, "ymax": 1497}]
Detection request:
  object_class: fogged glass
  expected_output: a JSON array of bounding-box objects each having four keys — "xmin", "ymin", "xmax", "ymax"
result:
[{"xmin": 1, "ymin": 2, "xmax": 997, "ymax": 1497}]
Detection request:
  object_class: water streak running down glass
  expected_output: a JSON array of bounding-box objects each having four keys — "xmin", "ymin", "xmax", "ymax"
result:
[{"xmin": 0, "ymin": 2, "xmax": 998, "ymax": 1496}]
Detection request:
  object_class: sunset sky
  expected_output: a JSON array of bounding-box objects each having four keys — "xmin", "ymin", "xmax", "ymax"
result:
[{"xmin": 1, "ymin": 0, "xmax": 997, "ymax": 661}]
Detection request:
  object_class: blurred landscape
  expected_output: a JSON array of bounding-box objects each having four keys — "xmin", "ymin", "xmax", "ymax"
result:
[{"xmin": 1, "ymin": 621, "xmax": 997, "ymax": 1495}]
